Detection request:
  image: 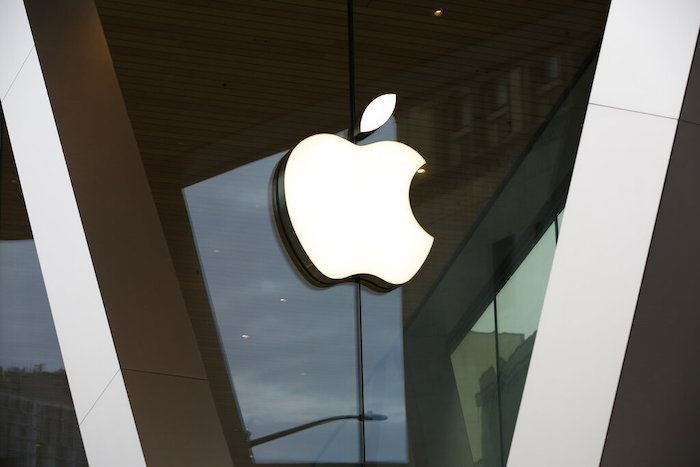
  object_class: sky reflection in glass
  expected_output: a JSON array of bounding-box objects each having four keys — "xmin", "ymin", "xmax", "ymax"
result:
[
  {"xmin": 0, "ymin": 240, "xmax": 62, "ymax": 371},
  {"xmin": 185, "ymin": 117, "xmax": 409, "ymax": 463}
]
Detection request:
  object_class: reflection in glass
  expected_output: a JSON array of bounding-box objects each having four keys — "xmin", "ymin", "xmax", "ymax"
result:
[
  {"xmin": 0, "ymin": 241, "xmax": 88, "ymax": 467},
  {"xmin": 451, "ymin": 303, "xmax": 500, "ymax": 467},
  {"xmin": 450, "ymin": 221, "xmax": 558, "ymax": 467},
  {"xmin": 0, "ymin": 241, "xmax": 64, "ymax": 372},
  {"xmin": 496, "ymin": 224, "xmax": 557, "ymax": 460},
  {"xmin": 354, "ymin": 11, "xmax": 604, "ymax": 458},
  {"xmin": 361, "ymin": 289, "xmax": 408, "ymax": 463},
  {"xmin": 185, "ymin": 153, "xmax": 360, "ymax": 464},
  {"xmin": 496, "ymin": 225, "xmax": 556, "ymax": 345}
]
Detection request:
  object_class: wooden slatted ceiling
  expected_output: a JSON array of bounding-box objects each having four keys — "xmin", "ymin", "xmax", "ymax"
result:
[
  {"xmin": 94, "ymin": 0, "xmax": 607, "ymax": 187},
  {"xmin": 0, "ymin": 125, "xmax": 32, "ymax": 241}
]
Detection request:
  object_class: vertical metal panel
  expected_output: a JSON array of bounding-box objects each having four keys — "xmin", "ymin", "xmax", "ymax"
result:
[
  {"xmin": 0, "ymin": 0, "xmax": 33, "ymax": 99},
  {"xmin": 589, "ymin": 0, "xmax": 700, "ymax": 118},
  {"xmin": 600, "ymin": 119, "xmax": 700, "ymax": 464},
  {"xmin": 507, "ymin": 1, "xmax": 700, "ymax": 466}
]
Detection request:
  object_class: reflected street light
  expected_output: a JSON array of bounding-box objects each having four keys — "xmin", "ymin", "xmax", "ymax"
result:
[{"xmin": 247, "ymin": 412, "xmax": 388, "ymax": 447}]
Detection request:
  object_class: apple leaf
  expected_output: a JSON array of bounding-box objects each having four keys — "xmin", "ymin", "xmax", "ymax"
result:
[{"xmin": 359, "ymin": 93, "xmax": 396, "ymax": 133}]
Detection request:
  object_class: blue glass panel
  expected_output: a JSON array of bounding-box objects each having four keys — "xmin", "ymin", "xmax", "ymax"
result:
[{"xmin": 185, "ymin": 152, "xmax": 360, "ymax": 464}]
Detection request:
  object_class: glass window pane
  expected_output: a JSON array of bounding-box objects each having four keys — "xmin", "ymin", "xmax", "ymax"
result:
[
  {"xmin": 354, "ymin": 2, "xmax": 608, "ymax": 465},
  {"xmin": 496, "ymin": 223, "xmax": 557, "ymax": 461},
  {"xmin": 451, "ymin": 302, "xmax": 501, "ymax": 467},
  {"xmin": 184, "ymin": 152, "xmax": 359, "ymax": 464},
  {"xmin": 360, "ymin": 288, "xmax": 408, "ymax": 464}
]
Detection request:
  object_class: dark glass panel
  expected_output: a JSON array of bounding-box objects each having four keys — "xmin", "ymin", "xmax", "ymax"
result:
[
  {"xmin": 354, "ymin": 1, "xmax": 609, "ymax": 465},
  {"xmin": 184, "ymin": 152, "xmax": 359, "ymax": 464}
]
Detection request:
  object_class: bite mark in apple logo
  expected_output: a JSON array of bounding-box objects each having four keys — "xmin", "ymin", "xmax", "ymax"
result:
[{"xmin": 272, "ymin": 94, "xmax": 433, "ymax": 291}]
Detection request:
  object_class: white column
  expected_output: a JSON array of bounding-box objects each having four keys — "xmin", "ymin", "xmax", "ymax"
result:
[
  {"xmin": 507, "ymin": 1, "xmax": 700, "ymax": 466},
  {"xmin": 0, "ymin": 1, "xmax": 145, "ymax": 466}
]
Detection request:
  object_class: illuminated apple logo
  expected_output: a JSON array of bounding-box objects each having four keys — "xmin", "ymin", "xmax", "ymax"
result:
[{"xmin": 272, "ymin": 94, "xmax": 433, "ymax": 291}]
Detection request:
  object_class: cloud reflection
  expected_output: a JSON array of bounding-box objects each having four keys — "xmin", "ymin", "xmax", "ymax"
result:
[{"xmin": 184, "ymin": 129, "xmax": 408, "ymax": 463}]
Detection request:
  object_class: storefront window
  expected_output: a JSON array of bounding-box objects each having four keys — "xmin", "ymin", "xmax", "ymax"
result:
[
  {"xmin": 92, "ymin": 0, "xmax": 611, "ymax": 464},
  {"xmin": 353, "ymin": 3, "xmax": 606, "ymax": 465},
  {"xmin": 184, "ymin": 152, "xmax": 360, "ymax": 463},
  {"xmin": 451, "ymin": 303, "xmax": 500, "ymax": 467}
]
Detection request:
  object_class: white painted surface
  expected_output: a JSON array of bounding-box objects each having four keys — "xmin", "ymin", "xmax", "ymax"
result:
[
  {"xmin": 79, "ymin": 372, "xmax": 147, "ymax": 467},
  {"xmin": 507, "ymin": 105, "xmax": 678, "ymax": 466},
  {"xmin": 509, "ymin": 2, "xmax": 700, "ymax": 464},
  {"xmin": 590, "ymin": 0, "xmax": 700, "ymax": 119},
  {"xmin": 2, "ymin": 48, "xmax": 122, "ymax": 423},
  {"xmin": 0, "ymin": 2, "xmax": 145, "ymax": 464},
  {"xmin": 0, "ymin": 0, "xmax": 34, "ymax": 99}
]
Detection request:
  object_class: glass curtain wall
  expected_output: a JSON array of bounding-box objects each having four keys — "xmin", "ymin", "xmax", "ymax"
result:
[
  {"xmin": 93, "ymin": 1, "xmax": 611, "ymax": 465},
  {"xmin": 353, "ymin": 3, "xmax": 607, "ymax": 466},
  {"xmin": 0, "ymin": 116, "xmax": 88, "ymax": 465}
]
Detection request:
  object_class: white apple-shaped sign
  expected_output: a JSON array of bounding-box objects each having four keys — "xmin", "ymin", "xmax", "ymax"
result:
[{"xmin": 272, "ymin": 94, "xmax": 433, "ymax": 290}]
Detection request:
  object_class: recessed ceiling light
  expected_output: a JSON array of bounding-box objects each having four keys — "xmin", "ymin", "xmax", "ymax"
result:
[
  {"xmin": 241, "ymin": 334, "xmax": 250, "ymax": 339},
  {"xmin": 433, "ymin": 9, "xmax": 443, "ymax": 17},
  {"xmin": 280, "ymin": 298, "xmax": 287, "ymax": 302},
  {"xmin": 417, "ymin": 168, "xmax": 426, "ymax": 174}
]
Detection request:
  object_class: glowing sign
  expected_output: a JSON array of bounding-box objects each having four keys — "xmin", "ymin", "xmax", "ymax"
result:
[{"xmin": 273, "ymin": 94, "xmax": 433, "ymax": 290}]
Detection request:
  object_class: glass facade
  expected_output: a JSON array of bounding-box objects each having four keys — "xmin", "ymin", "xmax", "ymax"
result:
[
  {"xmin": 0, "ymin": 119, "xmax": 88, "ymax": 466},
  {"xmin": 94, "ymin": 1, "xmax": 608, "ymax": 465},
  {"xmin": 450, "ymin": 220, "xmax": 560, "ymax": 467},
  {"xmin": 184, "ymin": 152, "xmax": 360, "ymax": 463},
  {"xmin": 1, "ymin": 1, "xmax": 612, "ymax": 465}
]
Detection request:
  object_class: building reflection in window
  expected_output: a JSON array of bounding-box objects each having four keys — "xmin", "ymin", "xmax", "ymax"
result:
[{"xmin": 0, "ymin": 240, "xmax": 88, "ymax": 465}]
